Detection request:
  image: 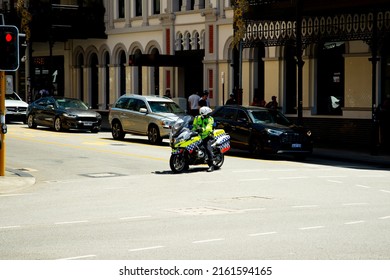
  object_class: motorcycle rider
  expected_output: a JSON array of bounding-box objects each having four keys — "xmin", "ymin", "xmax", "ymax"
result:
[{"xmin": 192, "ymin": 106, "xmax": 215, "ymax": 172}]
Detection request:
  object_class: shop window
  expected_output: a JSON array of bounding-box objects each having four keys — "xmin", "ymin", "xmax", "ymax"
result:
[{"xmin": 316, "ymin": 42, "xmax": 345, "ymax": 115}]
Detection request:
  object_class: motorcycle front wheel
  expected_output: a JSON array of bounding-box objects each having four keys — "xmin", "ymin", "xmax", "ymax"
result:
[
  {"xmin": 169, "ymin": 153, "xmax": 188, "ymax": 173},
  {"xmin": 213, "ymin": 152, "xmax": 224, "ymax": 169}
]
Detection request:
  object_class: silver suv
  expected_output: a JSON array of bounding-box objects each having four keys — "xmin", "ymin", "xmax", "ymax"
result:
[{"xmin": 109, "ymin": 94, "xmax": 186, "ymax": 144}]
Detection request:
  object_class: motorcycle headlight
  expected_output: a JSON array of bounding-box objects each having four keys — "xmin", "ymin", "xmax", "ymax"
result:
[{"xmin": 266, "ymin": 128, "xmax": 284, "ymax": 136}]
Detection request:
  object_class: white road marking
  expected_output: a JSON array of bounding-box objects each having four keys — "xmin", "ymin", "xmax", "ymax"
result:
[
  {"xmin": 318, "ymin": 175, "xmax": 347, "ymax": 178},
  {"xmin": 327, "ymin": 180, "xmax": 343, "ymax": 183},
  {"xmin": 278, "ymin": 176, "xmax": 309, "ymax": 180},
  {"xmin": 249, "ymin": 232, "xmax": 277, "ymax": 237},
  {"xmin": 239, "ymin": 178, "xmax": 270, "ymax": 181},
  {"xmin": 380, "ymin": 190, "xmax": 390, "ymax": 194},
  {"xmin": 119, "ymin": 215, "xmax": 152, "ymax": 220},
  {"xmin": 356, "ymin": 184, "xmax": 371, "ymax": 189},
  {"xmin": 0, "ymin": 225, "xmax": 21, "ymax": 230},
  {"xmin": 192, "ymin": 238, "xmax": 225, "ymax": 244},
  {"xmin": 358, "ymin": 175, "xmax": 387, "ymax": 178},
  {"xmin": 54, "ymin": 220, "xmax": 89, "ymax": 225},
  {"xmin": 0, "ymin": 193, "xmax": 32, "ymax": 197},
  {"xmin": 292, "ymin": 205, "xmax": 319, "ymax": 209},
  {"xmin": 241, "ymin": 208, "xmax": 266, "ymax": 212},
  {"xmin": 299, "ymin": 226, "xmax": 325, "ymax": 230},
  {"xmin": 57, "ymin": 255, "xmax": 96, "ymax": 260},
  {"xmin": 379, "ymin": 216, "xmax": 390, "ymax": 220},
  {"xmin": 129, "ymin": 246, "xmax": 164, "ymax": 252},
  {"xmin": 345, "ymin": 220, "xmax": 365, "ymax": 225},
  {"xmin": 342, "ymin": 203, "xmax": 369, "ymax": 206}
]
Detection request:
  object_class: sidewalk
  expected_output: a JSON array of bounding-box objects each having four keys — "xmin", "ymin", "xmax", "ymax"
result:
[
  {"xmin": 0, "ymin": 168, "xmax": 36, "ymax": 194},
  {"xmin": 0, "ymin": 148, "xmax": 388, "ymax": 194}
]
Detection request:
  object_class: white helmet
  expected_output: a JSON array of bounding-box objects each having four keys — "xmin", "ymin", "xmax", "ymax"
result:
[{"xmin": 199, "ymin": 106, "xmax": 212, "ymax": 117}]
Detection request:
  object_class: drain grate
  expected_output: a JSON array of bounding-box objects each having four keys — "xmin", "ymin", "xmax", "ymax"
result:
[
  {"xmin": 167, "ymin": 206, "xmax": 241, "ymax": 216},
  {"xmin": 80, "ymin": 172, "xmax": 125, "ymax": 178}
]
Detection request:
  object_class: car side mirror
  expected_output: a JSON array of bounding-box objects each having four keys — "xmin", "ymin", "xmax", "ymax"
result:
[{"xmin": 139, "ymin": 108, "xmax": 147, "ymax": 114}]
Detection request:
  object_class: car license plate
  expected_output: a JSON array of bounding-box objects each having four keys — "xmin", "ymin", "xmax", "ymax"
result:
[
  {"xmin": 292, "ymin": 143, "xmax": 301, "ymax": 148},
  {"xmin": 83, "ymin": 122, "xmax": 93, "ymax": 126}
]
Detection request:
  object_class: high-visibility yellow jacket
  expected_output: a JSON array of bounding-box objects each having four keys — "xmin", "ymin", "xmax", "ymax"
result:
[{"xmin": 192, "ymin": 115, "xmax": 214, "ymax": 139}]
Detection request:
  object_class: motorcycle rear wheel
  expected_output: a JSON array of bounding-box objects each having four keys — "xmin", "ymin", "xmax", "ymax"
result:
[
  {"xmin": 169, "ymin": 154, "xmax": 188, "ymax": 173},
  {"xmin": 213, "ymin": 152, "xmax": 224, "ymax": 169}
]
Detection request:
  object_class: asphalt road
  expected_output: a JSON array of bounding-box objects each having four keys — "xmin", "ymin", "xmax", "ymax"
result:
[{"xmin": 1, "ymin": 124, "xmax": 390, "ymax": 260}]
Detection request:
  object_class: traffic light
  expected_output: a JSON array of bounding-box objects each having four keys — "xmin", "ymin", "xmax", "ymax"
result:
[{"xmin": 0, "ymin": 25, "xmax": 19, "ymax": 71}]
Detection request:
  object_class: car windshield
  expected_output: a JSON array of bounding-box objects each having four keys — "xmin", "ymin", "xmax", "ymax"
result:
[
  {"xmin": 56, "ymin": 98, "xmax": 89, "ymax": 110},
  {"xmin": 149, "ymin": 101, "xmax": 184, "ymax": 114},
  {"xmin": 5, "ymin": 92, "xmax": 21, "ymax": 101},
  {"xmin": 250, "ymin": 110, "xmax": 291, "ymax": 126}
]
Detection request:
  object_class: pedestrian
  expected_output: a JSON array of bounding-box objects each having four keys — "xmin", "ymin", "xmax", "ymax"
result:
[
  {"xmin": 198, "ymin": 91, "xmax": 209, "ymax": 108},
  {"xmin": 225, "ymin": 93, "xmax": 236, "ymax": 105},
  {"xmin": 164, "ymin": 89, "xmax": 172, "ymax": 99},
  {"xmin": 188, "ymin": 90, "xmax": 200, "ymax": 117},
  {"xmin": 266, "ymin": 96, "xmax": 278, "ymax": 109}
]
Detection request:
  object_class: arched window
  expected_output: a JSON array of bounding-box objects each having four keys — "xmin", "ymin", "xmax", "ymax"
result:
[
  {"xmin": 104, "ymin": 51, "xmax": 110, "ymax": 109},
  {"xmin": 184, "ymin": 32, "xmax": 191, "ymax": 50},
  {"xmin": 193, "ymin": 32, "xmax": 200, "ymax": 50},
  {"xmin": 176, "ymin": 33, "xmax": 183, "ymax": 51},
  {"xmin": 119, "ymin": 50, "xmax": 126, "ymax": 96},
  {"xmin": 151, "ymin": 48, "xmax": 160, "ymax": 95},
  {"xmin": 78, "ymin": 53, "xmax": 84, "ymax": 101},
  {"xmin": 89, "ymin": 53, "xmax": 99, "ymax": 109}
]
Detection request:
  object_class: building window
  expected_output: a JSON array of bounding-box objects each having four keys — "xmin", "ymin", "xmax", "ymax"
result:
[
  {"xmin": 118, "ymin": 0, "xmax": 125, "ymax": 18},
  {"xmin": 178, "ymin": 0, "xmax": 183, "ymax": 11},
  {"xmin": 135, "ymin": 0, "xmax": 142, "ymax": 17},
  {"xmin": 153, "ymin": 0, "xmax": 160, "ymax": 15}
]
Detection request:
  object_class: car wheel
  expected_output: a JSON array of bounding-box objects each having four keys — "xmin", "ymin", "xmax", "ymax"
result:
[
  {"xmin": 148, "ymin": 125, "xmax": 162, "ymax": 145},
  {"xmin": 54, "ymin": 117, "xmax": 63, "ymax": 132},
  {"xmin": 249, "ymin": 137, "xmax": 262, "ymax": 155},
  {"xmin": 27, "ymin": 114, "xmax": 37, "ymax": 129},
  {"xmin": 111, "ymin": 121, "xmax": 125, "ymax": 140}
]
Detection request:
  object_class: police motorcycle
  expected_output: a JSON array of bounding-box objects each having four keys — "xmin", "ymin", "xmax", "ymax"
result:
[{"xmin": 169, "ymin": 114, "xmax": 230, "ymax": 173}]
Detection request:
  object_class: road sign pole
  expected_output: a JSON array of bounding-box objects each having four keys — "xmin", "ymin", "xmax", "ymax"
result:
[{"xmin": 0, "ymin": 71, "xmax": 6, "ymax": 176}]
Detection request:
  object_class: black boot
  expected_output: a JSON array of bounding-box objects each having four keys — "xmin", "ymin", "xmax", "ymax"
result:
[{"xmin": 207, "ymin": 165, "xmax": 214, "ymax": 172}]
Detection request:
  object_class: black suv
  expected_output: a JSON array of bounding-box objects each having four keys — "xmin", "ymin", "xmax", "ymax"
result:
[{"xmin": 211, "ymin": 105, "xmax": 313, "ymax": 159}]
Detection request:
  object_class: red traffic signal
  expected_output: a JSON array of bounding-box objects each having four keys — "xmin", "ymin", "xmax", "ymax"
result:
[
  {"xmin": 0, "ymin": 25, "xmax": 20, "ymax": 71},
  {"xmin": 5, "ymin": 33, "xmax": 14, "ymax": 43}
]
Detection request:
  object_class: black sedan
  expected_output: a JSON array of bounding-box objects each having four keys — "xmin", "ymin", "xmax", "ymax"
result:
[
  {"xmin": 211, "ymin": 105, "xmax": 313, "ymax": 159},
  {"xmin": 26, "ymin": 96, "xmax": 102, "ymax": 133}
]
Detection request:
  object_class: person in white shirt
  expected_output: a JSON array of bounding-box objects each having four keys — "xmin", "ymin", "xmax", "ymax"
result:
[{"xmin": 188, "ymin": 91, "xmax": 200, "ymax": 116}]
